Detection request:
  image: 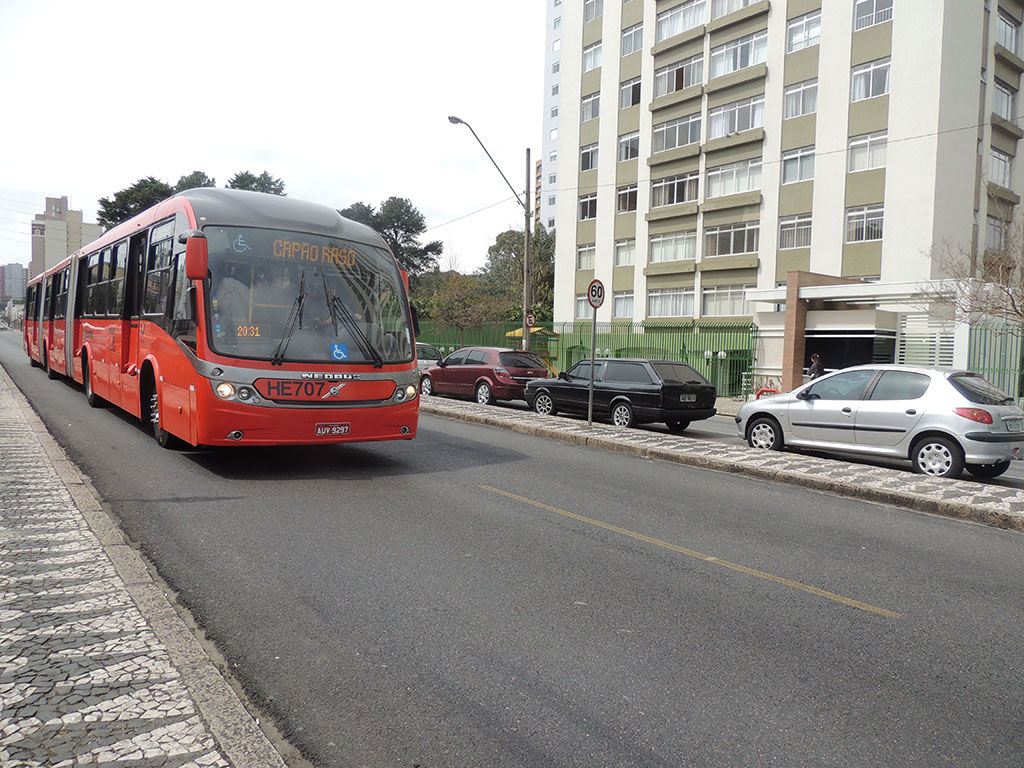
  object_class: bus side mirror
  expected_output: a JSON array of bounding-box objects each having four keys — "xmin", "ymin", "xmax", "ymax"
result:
[
  {"xmin": 184, "ymin": 234, "xmax": 208, "ymax": 280},
  {"xmin": 410, "ymin": 304, "xmax": 421, "ymax": 338}
]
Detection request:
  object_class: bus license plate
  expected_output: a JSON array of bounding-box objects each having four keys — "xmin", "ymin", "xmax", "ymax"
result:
[
  {"xmin": 680, "ymin": 394, "xmax": 697, "ymax": 403},
  {"xmin": 315, "ymin": 423, "xmax": 351, "ymax": 436}
]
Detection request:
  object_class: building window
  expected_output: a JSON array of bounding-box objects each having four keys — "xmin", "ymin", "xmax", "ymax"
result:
[
  {"xmin": 851, "ymin": 58, "xmax": 890, "ymax": 102},
  {"xmin": 575, "ymin": 294, "xmax": 590, "ymax": 318},
  {"xmin": 704, "ymin": 221, "xmax": 759, "ymax": 256},
  {"xmin": 549, "ymin": 150, "xmax": 557, "ymax": 162},
  {"xmin": 779, "ymin": 215, "xmax": 812, "ymax": 249},
  {"xmin": 552, "ymin": 84, "xmax": 559, "ymax": 96},
  {"xmin": 994, "ymin": 80, "xmax": 1016, "ymax": 121},
  {"xmin": 651, "ymin": 173, "xmax": 699, "ymax": 207},
  {"xmin": 991, "ymin": 148, "xmax": 1014, "ymax": 188},
  {"xmin": 581, "ymin": 143, "xmax": 599, "ymax": 172},
  {"xmin": 702, "ymin": 284, "xmax": 752, "ymax": 316},
  {"xmin": 550, "ymin": 127, "xmax": 558, "ymax": 141},
  {"xmin": 781, "ymin": 146, "xmax": 815, "ymax": 184},
  {"xmin": 619, "ymin": 131, "xmax": 640, "ymax": 161},
  {"xmin": 708, "ymin": 95, "xmax": 765, "ymax": 139},
  {"xmin": 553, "ymin": 61, "xmax": 560, "ymax": 74},
  {"xmin": 577, "ymin": 244, "xmax": 596, "ymax": 269},
  {"xmin": 553, "ymin": 39, "xmax": 561, "ymax": 53},
  {"xmin": 550, "ymin": 106, "xmax": 559, "ymax": 118},
  {"xmin": 656, "ymin": 0, "xmax": 707, "ymax": 43},
  {"xmin": 613, "ymin": 291, "xmax": 635, "ymax": 318},
  {"xmin": 548, "ymin": 195, "xmax": 556, "ymax": 206},
  {"xmin": 710, "ymin": 30, "xmax": 768, "ymax": 79},
  {"xmin": 987, "ymin": 215, "xmax": 1007, "ymax": 250},
  {"xmin": 549, "ymin": 173, "xmax": 557, "ymax": 184},
  {"xmin": 548, "ymin": 218, "xmax": 555, "ymax": 229},
  {"xmin": 583, "ymin": 41, "xmax": 603, "ymax": 72},
  {"xmin": 654, "ymin": 53, "xmax": 704, "ymax": 98},
  {"xmin": 617, "ymin": 184, "xmax": 638, "ymax": 213},
  {"xmin": 648, "ymin": 287, "xmax": 694, "ymax": 317},
  {"xmin": 784, "ymin": 79, "xmax": 817, "ymax": 118},
  {"xmin": 650, "ymin": 231, "xmax": 697, "ymax": 262},
  {"xmin": 706, "ymin": 158, "xmax": 762, "ymax": 197},
  {"xmin": 855, "ymin": 0, "xmax": 893, "ymax": 31},
  {"xmin": 846, "ymin": 205, "xmax": 884, "ymax": 242},
  {"xmin": 581, "ymin": 92, "xmax": 600, "ymax": 122},
  {"xmin": 584, "ymin": 0, "xmax": 603, "ymax": 23},
  {"xmin": 848, "ymin": 131, "xmax": 887, "ymax": 172},
  {"xmin": 787, "ymin": 11, "xmax": 821, "ymax": 53},
  {"xmin": 615, "ymin": 239, "xmax": 636, "ymax": 266},
  {"xmin": 622, "ymin": 23, "xmax": 643, "ymax": 56},
  {"xmin": 553, "ymin": 15, "xmax": 561, "ymax": 29},
  {"xmin": 620, "ymin": 77, "xmax": 642, "ymax": 109},
  {"xmin": 712, "ymin": 0, "xmax": 756, "ymax": 19},
  {"xmin": 579, "ymin": 194, "xmax": 597, "ymax": 221},
  {"xmin": 652, "ymin": 113, "xmax": 702, "ymax": 152}
]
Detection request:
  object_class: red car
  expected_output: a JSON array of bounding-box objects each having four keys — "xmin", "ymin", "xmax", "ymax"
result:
[{"xmin": 419, "ymin": 347, "xmax": 550, "ymax": 404}]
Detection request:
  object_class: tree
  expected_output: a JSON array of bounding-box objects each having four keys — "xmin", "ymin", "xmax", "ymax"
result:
[
  {"xmin": 97, "ymin": 177, "xmax": 174, "ymax": 229},
  {"xmin": 226, "ymin": 170, "xmax": 286, "ymax": 196},
  {"xmin": 477, "ymin": 225, "xmax": 555, "ymax": 320},
  {"xmin": 924, "ymin": 213, "xmax": 1024, "ymax": 332},
  {"xmin": 430, "ymin": 273, "xmax": 504, "ymax": 345},
  {"xmin": 339, "ymin": 197, "xmax": 442, "ymax": 277},
  {"xmin": 175, "ymin": 171, "xmax": 216, "ymax": 192}
]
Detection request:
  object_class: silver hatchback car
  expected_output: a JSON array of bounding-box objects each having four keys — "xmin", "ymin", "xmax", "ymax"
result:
[{"xmin": 736, "ymin": 365, "xmax": 1024, "ymax": 479}]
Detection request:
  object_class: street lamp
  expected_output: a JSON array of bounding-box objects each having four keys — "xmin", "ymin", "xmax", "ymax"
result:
[{"xmin": 449, "ymin": 115, "xmax": 532, "ymax": 351}]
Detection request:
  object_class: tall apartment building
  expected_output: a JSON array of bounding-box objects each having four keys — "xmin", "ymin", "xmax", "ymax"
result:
[
  {"xmin": 29, "ymin": 196, "xmax": 102, "ymax": 279},
  {"xmin": 540, "ymin": 0, "xmax": 564, "ymax": 234},
  {"xmin": 1, "ymin": 263, "xmax": 28, "ymax": 302},
  {"xmin": 551, "ymin": 0, "xmax": 1024, "ymax": 380}
]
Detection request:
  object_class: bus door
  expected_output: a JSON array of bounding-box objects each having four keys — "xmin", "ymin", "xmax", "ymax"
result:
[
  {"xmin": 106, "ymin": 242, "xmax": 128, "ymax": 408},
  {"xmin": 52, "ymin": 269, "xmax": 69, "ymax": 373},
  {"xmin": 42, "ymin": 275, "xmax": 56, "ymax": 364},
  {"xmin": 120, "ymin": 230, "xmax": 149, "ymax": 418}
]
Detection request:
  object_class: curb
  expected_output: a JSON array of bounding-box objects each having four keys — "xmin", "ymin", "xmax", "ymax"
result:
[
  {"xmin": 419, "ymin": 398, "xmax": 1024, "ymax": 533},
  {"xmin": 0, "ymin": 362, "xmax": 291, "ymax": 768}
]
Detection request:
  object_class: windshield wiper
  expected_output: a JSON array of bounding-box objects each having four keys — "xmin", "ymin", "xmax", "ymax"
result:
[
  {"xmin": 270, "ymin": 270, "xmax": 307, "ymax": 366},
  {"xmin": 321, "ymin": 274, "xmax": 384, "ymax": 368}
]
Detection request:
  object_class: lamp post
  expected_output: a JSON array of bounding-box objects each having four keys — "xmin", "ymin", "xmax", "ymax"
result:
[{"xmin": 448, "ymin": 116, "xmax": 532, "ymax": 352}]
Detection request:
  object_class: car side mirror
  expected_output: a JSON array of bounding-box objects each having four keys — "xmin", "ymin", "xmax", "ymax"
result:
[
  {"xmin": 796, "ymin": 389, "xmax": 809, "ymax": 400},
  {"xmin": 438, "ymin": 359, "xmax": 447, "ymax": 368},
  {"xmin": 558, "ymin": 371, "xmax": 569, "ymax": 380},
  {"xmin": 183, "ymin": 231, "xmax": 208, "ymax": 280}
]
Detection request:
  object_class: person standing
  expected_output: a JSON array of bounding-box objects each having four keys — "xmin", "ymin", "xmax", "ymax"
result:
[{"xmin": 808, "ymin": 352, "xmax": 824, "ymax": 379}]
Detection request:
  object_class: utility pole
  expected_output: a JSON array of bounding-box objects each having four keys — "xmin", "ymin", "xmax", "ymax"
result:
[{"xmin": 522, "ymin": 148, "xmax": 532, "ymax": 352}]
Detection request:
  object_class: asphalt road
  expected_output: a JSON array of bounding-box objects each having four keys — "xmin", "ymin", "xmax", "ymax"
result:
[{"xmin": 4, "ymin": 329, "xmax": 1023, "ymax": 767}]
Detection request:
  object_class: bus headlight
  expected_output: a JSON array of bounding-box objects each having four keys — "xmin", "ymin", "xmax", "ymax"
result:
[
  {"xmin": 215, "ymin": 382, "xmax": 236, "ymax": 399},
  {"xmin": 405, "ymin": 385, "xmax": 417, "ymax": 399},
  {"xmin": 393, "ymin": 384, "xmax": 418, "ymax": 403}
]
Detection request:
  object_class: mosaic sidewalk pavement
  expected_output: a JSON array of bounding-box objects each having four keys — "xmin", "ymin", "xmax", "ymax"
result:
[
  {"xmin": 0, "ymin": 370, "xmax": 285, "ymax": 767},
  {"xmin": 420, "ymin": 397, "xmax": 1024, "ymax": 531}
]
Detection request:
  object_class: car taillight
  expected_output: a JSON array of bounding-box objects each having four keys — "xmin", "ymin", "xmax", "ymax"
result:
[
  {"xmin": 494, "ymin": 367, "xmax": 512, "ymax": 380},
  {"xmin": 954, "ymin": 407, "xmax": 993, "ymax": 424}
]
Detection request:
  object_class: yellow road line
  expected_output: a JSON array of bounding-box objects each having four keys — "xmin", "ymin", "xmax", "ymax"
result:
[{"xmin": 480, "ymin": 485, "xmax": 902, "ymax": 620}]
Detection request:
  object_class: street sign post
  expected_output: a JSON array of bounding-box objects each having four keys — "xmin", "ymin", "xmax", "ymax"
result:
[{"xmin": 587, "ymin": 280, "xmax": 604, "ymax": 426}]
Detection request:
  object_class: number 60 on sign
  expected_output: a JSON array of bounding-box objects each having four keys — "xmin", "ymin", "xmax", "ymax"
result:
[{"xmin": 587, "ymin": 279, "xmax": 605, "ymax": 309}]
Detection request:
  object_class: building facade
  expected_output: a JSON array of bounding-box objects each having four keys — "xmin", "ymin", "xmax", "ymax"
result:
[
  {"xmin": 540, "ymin": 0, "xmax": 565, "ymax": 234},
  {"xmin": 1, "ymin": 263, "xmax": 28, "ymax": 303},
  {"xmin": 550, "ymin": 0, "xmax": 1024, "ymax": 379},
  {"xmin": 29, "ymin": 196, "xmax": 102, "ymax": 279}
]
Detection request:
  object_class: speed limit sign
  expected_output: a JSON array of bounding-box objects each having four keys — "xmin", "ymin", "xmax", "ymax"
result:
[
  {"xmin": 525, "ymin": 311, "xmax": 536, "ymax": 328},
  {"xmin": 587, "ymin": 279, "xmax": 605, "ymax": 309}
]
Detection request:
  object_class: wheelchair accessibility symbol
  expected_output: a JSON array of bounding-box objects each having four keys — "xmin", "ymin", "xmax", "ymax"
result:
[{"xmin": 331, "ymin": 344, "xmax": 349, "ymax": 361}]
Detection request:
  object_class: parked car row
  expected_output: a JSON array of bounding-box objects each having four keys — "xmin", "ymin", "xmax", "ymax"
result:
[{"xmin": 416, "ymin": 346, "xmax": 718, "ymax": 431}]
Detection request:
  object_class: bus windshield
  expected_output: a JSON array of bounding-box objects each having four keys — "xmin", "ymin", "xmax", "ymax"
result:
[{"xmin": 204, "ymin": 226, "xmax": 413, "ymax": 365}]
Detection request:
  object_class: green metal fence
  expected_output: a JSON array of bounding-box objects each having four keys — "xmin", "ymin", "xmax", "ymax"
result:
[
  {"xmin": 417, "ymin": 320, "xmax": 758, "ymax": 397},
  {"xmin": 967, "ymin": 323, "xmax": 1024, "ymax": 401}
]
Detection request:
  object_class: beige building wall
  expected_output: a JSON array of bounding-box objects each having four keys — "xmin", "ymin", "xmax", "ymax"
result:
[{"xmin": 28, "ymin": 196, "xmax": 102, "ymax": 278}]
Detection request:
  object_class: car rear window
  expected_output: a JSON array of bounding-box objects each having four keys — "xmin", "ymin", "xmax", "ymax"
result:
[
  {"xmin": 604, "ymin": 361, "xmax": 654, "ymax": 383},
  {"xmin": 498, "ymin": 352, "xmax": 545, "ymax": 368},
  {"xmin": 948, "ymin": 373, "xmax": 1015, "ymax": 405},
  {"xmin": 651, "ymin": 362, "xmax": 708, "ymax": 385}
]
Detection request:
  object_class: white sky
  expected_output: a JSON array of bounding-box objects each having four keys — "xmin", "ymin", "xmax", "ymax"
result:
[{"xmin": 0, "ymin": 1, "xmax": 545, "ymax": 274}]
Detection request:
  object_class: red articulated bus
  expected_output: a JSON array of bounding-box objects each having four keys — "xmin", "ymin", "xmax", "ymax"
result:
[{"xmin": 24, "ymin": 188, "xmax": 420, "ymax": 447}]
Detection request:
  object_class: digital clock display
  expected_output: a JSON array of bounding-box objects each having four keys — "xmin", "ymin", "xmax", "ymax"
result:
[{"xmin": 235, "ymin": 325, "xmax": 264, "ymax": 338}]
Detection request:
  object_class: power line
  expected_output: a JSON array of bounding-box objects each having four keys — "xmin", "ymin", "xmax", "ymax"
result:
[{"xmin": 425, "ymin": 196, "xmax": 518, "ymax": 233}]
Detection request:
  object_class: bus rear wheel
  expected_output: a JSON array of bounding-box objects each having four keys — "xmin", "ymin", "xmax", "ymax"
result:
[
  {"xmin": 83, "ymin": 357, "xmax": 103, "ymax": 408},
  {"xmin": 44, "ymin": 346, "xmax": 58, "ymax": 380}
]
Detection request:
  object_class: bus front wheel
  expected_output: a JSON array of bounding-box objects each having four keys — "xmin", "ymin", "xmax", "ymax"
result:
[
  {"xmin": 83, "ymin": 357, "xmax": 103, "ymax": 408},
  {"xmin": 148, "ymin": 388, "xmax": 182, "ymax": 449}
]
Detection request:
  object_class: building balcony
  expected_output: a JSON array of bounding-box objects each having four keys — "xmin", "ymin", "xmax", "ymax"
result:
[
  {"xmin": 645, "ymin": 201, "xmax": 699, "ymax": 221},
  {"xmin": 643, "ymin": 259, "xmax": 696, "ymax": 276},
  {"xmin": 991, "ymin": 112, "xmax": 1024, "ymax": 140},
  {"xmin": 651, "ymin": 24, "xmax": 706, "ymax": 58},
  {"xmin": 995, "ymin": 43, "xmax": 1024, "ymax": 75},
  {"xmin": 707, "ymin": 62, "xmax": 767, "ymax": 94},
  {"xmin": 650, "ymin": 84, "xmax": 704, "ymax": 112},
  {"xmin": 702, "ymin": 127, "xmax": 765, "ymax": 154},
  {"xmin": 707, "ymin": 0, "xmax": 770, "ymax": 34},
  {"xmin": 647, "ymin": 144, "xmax": 701, "ymax": 167},
  {"xmin": 701, "ymin": 190, "xmax": 763, "ymax": 213}
]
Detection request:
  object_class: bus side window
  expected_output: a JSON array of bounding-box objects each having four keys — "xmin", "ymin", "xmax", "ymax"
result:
[
  {"xmin": 109, "ymin": 242, "xmax": 127, "ymax": 317},
  {"xmin": 171, "ymin": 212, "xmax": 195, "ymax": 343},
  {"xmin": 86, "ymin": 252, "xmax": 102, "ymax": 317},
  {"xmin": 144, "ymin": 219, "xmax": 175, "ymax": 322}
]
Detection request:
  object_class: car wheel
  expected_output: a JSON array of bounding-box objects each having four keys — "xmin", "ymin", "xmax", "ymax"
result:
[
  {"xmin": 747, "ymin": 416, "xmax": 783, "ymax": 451},
  {"xmin": 611, "ymin": 402, "xmax": 636, "ymax": 428},
  {"xmin": 419, "ymin": 376, "xmax": 433, "ymax": 396},
  {"xmin": 666, "ymin": 419, "xmax": 690, "ymax": 433},
  {"xmin": 476, "ymin": 381, "xmax": 495, "ymax": 406},
  {"xmin": 911, "ymin": 436, "xmax": 964, "ymax": 479},
  {"xmin": 966, "ymin": 460, "xmax": 1011, "ymax": 479},
  {"xmin": 83, "ymin": 357, "xmax": 103, "ymax": 408},
  {"xmin": 533, "ymin": 391, "xmax": 556, "ymax": 416}
]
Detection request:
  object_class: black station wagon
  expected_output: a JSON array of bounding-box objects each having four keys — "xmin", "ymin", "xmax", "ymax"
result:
[{"xmin": 524, "ymin": 358, "xmax": 717, "ymax": 431}]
